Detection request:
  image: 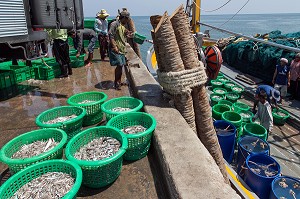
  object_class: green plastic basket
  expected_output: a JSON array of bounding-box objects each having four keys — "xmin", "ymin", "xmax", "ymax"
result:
[
  {"xmin": 225, "ymin": 92, "xmax": 240, "ymax": 103},
  {"xmin": 210, "ymin": 93, "xmax": 224, "ymax": 106},
  {"xmin": 213, "ymin": 88, "xmax": 227, "ymax": 95},
  {"xmin": 272, "ymin": 108, "xmax": 290, "ymax": 126},
  {"xmin": 67, "ymin": 92, "xmax": 108, "ymax": 126},
  {"xmin": 101, "ymin": 97, "xmax": 144, "ymax": 121},
  {"xmin": 212, "ymin": 104, "xmax": 231, "ymax": 120},
  {"xmin": 243, "ymin": 123, "xmax": 267, "ymax": 141},
  {"xmin": 106, "ymin": 112, "xmax": 156, "ymax": 161},
  {"xmin": 35, "ymin": 106, "xmax": 86, "ymax": 142},
  {"xmin": 0, "ymin": 160, "xmax": 82, "ymax": 199},
  {"xmin": 221, "ymin": 111, "xmax": 242, "ymax": 128},
  {"xmin": 218, "ymin": 99, "xmax": 233, "ymax": 108},
  {"xmin": 70, "ymin": 55, "xmax": 85, "ymax": 68},
  {"xmin": 69, "ymin": 49, "xmax": 78, "ymax": 56},
  {"xmin": 238, "ymin": 110, "xmax": 254, "ymax": 123},
  {"xmin": 217, "ymin": 77, "xmax": 229, "ymax": 84},
  {"xmin": 231, "ymin": 85, "xmax": 244, "ymax": 97},
  {"xmin": 133, "ymin": 32, "xmax": 146, "ymax": 44},
  {"xmin": 217, "ymin": 73, "xmax": 224, "ymax": 78},
  {"xmin": 224, "ymin": 81, "xmax": 236, "ymax": 92},
  {"xmin": 0, "ymin": 128, "xmax": 67, "ymax": 174},
  {"xmin": 0, "ymin": 70, "xmax": 16, "ymax": 89},
  {"xmin": 210, "ymin": 80, "xmax": 223, "ymax": 89},
  {"xmin": 232, "ymin": 102, "xmax": 250, "ymax": 113},
  {"xmin": 65, "ymin": 126, "xmax": 128, "ymax": 188}
]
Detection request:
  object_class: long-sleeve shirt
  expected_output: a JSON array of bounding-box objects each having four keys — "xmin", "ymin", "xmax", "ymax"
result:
[
  {"xmin": 290, "ymin": 59, "xmax": 300, "ymax": 81},
  {"xmin": 73, "ymin": 29, "xmax": 96, "ymax": 52},
  {"xmin": 94, "ymin": 18, "xmax": 108, "ymax": 35},
  {"xmin": 253, "ymin": 101, "xmax": 273, "ymax": 131},
  {"xmin": 46, "ymin": 29, "xmax": 68, "ymax": 41}
]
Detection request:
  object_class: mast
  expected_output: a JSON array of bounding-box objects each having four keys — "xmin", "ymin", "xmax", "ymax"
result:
[{"xmin": 191, "ymin": 0, "xmax": 201, "ymax": 33}]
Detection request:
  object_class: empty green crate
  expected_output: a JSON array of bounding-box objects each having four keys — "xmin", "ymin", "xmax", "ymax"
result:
[
  {"xmin": 0, "ymin": 61, "xmax": 25, "ymax": 70},
  {"xmin": 0, "ymin": 70, "xmax": 16, "ymax": 89},
  {"xmin": 70, "ymin": 55, "xmax": 85, "ymax": 68},
  {"xmin": 9, "ymin": 65, "xmax": 31, "ymax": 83}
]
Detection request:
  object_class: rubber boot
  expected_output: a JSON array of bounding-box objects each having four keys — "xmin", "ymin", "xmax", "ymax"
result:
[
  {"xmin": 67, "ymin": 64, "xmax": 72, "ymax": 75},
  {"xmin": 58, "ymin": 64, "xmax": 68, "ymax": 78}
]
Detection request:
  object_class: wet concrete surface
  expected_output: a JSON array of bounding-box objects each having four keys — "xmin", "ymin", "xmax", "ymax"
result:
[{"xmin": 0, "ymin": 52, "xmax": 162, "ymax": 198}]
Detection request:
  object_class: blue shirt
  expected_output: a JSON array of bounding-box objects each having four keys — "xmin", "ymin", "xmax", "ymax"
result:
[
  {"xmin": 275, "ymin": 64, "xmax": 290, "ymax": 85},
  {"xmin": 256, "ymin": 85, "xmax": 277, "ymax": 104}
]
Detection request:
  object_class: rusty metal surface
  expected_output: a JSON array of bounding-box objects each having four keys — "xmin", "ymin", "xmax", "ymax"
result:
[{"xmin": 0, "ymin": 51, "xmax": 162, "ymax": 198}]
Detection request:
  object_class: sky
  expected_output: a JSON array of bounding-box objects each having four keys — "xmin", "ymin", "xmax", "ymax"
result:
[{"xmin": 83, "ymin": 0, "xmax": 299, "ymax": 17}]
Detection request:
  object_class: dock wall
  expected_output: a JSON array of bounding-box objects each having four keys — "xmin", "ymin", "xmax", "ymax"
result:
[{"xmin": 125, "ymin": 45, "xmax": 240, "ymax": 199}]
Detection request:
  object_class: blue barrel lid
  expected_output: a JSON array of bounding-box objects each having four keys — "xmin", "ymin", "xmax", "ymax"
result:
[
  {"xmin": 239, "ymin": 135, "xmax": 269, "ymax": 154},
  {"xmin": 271, "ymin": 176, "xmax": 300, "ymax": 199}
]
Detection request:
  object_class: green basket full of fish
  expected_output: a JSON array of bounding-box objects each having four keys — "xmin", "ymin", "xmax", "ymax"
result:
[
  {"xmin": 67, "ymin": 91, "xmax": 108, "ymax": 126},
  {"xmin": 0, "ymin": 129, "xmax": 67, "ymax": 174},
  {"xmin": 225, "ymin": 92, "xmax": 239, "ymax": 103},
  {"xmin": 210, "ymin": 93, "xmax": 224, "ymax": 106},
  {"xmin": 65, "ymin": 126, "xmax": 128, "ymax": 188},
  {"xmin": 35, "ymin": 106, "xmax": 86, "ymax": 142},
  {"xmin": 106, "ymin": 112, "xmax": 157, "ymax": 161},
  {"xmin": 0, "ymin": 160, "xmax": 82, "ymax": 198},
  {"xmin": 101, "ymin": 96, "xmax": 144, "ymax": 121},
  {"xmin": 272, "ymin": 108, "xmax": 290, "ymax": 125}
]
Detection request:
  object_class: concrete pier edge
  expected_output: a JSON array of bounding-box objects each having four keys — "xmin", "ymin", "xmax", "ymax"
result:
[{"xmin": 125, "ymin": 45, "xmax": 240, "ymax": 199}]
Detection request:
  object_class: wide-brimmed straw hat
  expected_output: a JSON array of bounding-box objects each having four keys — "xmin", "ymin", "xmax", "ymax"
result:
[
  {"xmin": 280, "ymin": 58, "xmax": 288, "ymax": 64},
  {"xmin": 271, "ymin": 89, "xmax": 280, "ymax": 102},
  {"xmin": 97, "ymin": 9, "xmax": 109, "ymax": 18}
]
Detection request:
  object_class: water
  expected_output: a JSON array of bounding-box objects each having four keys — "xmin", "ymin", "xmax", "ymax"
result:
[
  {"xmin": 273, "ymin": 177, "xmax": 300, "ymax": 199},
  {"xmin": 128, "ymin": 13, "xmax": 300, "ymax": 63}
]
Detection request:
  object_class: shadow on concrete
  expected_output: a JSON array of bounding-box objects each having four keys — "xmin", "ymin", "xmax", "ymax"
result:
[
  {"xmin": 77, "ymin": 183, "xmax": 114, "ymax": 197},
  {"xmin": 95, "ymin": 80, "xmax": 114, "ymax": 90},
  {"xmin": 0, "ymin": 84, "xmax": 40, "ymax": 102}
]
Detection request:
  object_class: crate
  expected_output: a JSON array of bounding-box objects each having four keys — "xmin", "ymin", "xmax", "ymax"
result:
[
  {"xmin": 133, "ymin": 32, "xmax": 146, "ymax": 44},
  {"xmin": 70, "ymin": 55, "xmax": 85, "ymax": 68},
  {"xmin": 9, "ymin": 65, "xmax": 31, "ymax": 83},
  {"xmin": 0, "ymin": 61, "xmax": 25, "ymax": 70},
  {"xmin": 0, "ymin": 85, "xmax": 18, "ymax": 101},
  {"xmin": 0, "ymin": 70, "xmax": 16, "ymax": 89}
]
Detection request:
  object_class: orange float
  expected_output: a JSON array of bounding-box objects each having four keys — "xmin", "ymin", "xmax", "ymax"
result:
[{"xmin": 204, "ymin": 46, "xmax": 223, "ymax": 80}]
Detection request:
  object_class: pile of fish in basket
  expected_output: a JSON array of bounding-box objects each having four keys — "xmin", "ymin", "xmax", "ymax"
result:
[{"xmin": 0, "ymin": 92, "xmax": 156, "ymax": 198}]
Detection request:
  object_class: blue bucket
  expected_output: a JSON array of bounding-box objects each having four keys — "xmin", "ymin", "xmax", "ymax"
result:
[
  {"xmin": 245, "ymin": 154, "xmax": 281, "ymax": 199},
  {"xmin": 236, "ymin": 136, "xmax": 269, "ymax": 180},
  {"xmin": 213, "ymin": 120, "xmax": 236, "ymax": 164},
  {"xmin": 270, "ymin": 176, "xmax": 300, "ymax": 199}
]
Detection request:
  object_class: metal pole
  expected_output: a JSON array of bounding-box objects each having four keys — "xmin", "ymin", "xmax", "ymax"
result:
[{"xmin": 200, "ymin": 22, "xmax": 300, "ymax": 53}]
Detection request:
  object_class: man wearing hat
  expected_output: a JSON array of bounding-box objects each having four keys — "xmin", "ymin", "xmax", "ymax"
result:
[
  {"xmin": 108, "ymin": 9, "xmax": 133, "ymax": 90},
  {"xmin": 253, "ymin": 84, "xmax": 280, "ymax": 112},
  {"xmin": 272, "ymin": 57, "xmax": 290, "ymax": 104},
  {"xmin": 95, "ymin": 9, "xmax": 110, "ymax": 60},
  {"xmin": 289, "ymin": 53, "xmax": 300, "ymax": 100}
]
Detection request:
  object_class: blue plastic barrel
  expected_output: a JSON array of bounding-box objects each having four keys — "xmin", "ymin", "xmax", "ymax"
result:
[
  {"xmin": 244, "ymin": 154, "xmax": 281, "ymax": 199},
  {"xmin": 213, "ymin": 120, "xmax": 236, "ymax": 164},
  {"xmin": 270, "ymin": 176, "xmax": 300, "ymax": 199},
  {"xmin": 236, "ymin": 136, "xmax": 269, "ymax": 179}
]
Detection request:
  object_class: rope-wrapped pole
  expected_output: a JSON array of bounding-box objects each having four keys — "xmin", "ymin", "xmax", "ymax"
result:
[
  {"xmin": 152, "ymin": 12, "xmax": 197, "ymax": 132},
  {"xmin": 170, "ymin": 5, "xmax": 229, "ymax": 184}
]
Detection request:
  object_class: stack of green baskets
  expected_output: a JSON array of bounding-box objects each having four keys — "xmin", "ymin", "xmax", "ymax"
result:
[
  {"xmin": 217, "ymin": 77, "xmax": 229, "ymax": 84},
  {"xmin": 106, "ymin": 112, "xmax": 156, "ymax": 161},
  {"xmin": 35, "ymin": 106, "xmax": 86, "ymax": 142},
  {"xmin": 272, "ymin": 108, "xmax": 290, "ymax": 125},
  {"xmin": 0, "ymin": 160, "xmax": 82, "ymax": 198},
  {"xmin": 67, "ymin": 92, "xmax": 108, "ymax": 126},
  {"xmin": 66, "ymin": 126, "xmax": 128, "ymax": 188},
  {"xmin": 0, "ymin": 129, "xmax": 67, "ymax": 174},
  {"xmin": 101, "ymin": 97, "xmax": 144, "ymax": 121}
]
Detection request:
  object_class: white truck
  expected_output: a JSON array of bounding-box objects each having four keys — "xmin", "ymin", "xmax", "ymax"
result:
[{"xmin": 0, "ymin": 0, "xmax": 84, "ymax": 60}]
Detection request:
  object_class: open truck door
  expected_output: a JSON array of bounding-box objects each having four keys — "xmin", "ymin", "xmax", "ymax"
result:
[{"xmin": 0, "ymin": 0, "xmax": 84, "ymax": 60}]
